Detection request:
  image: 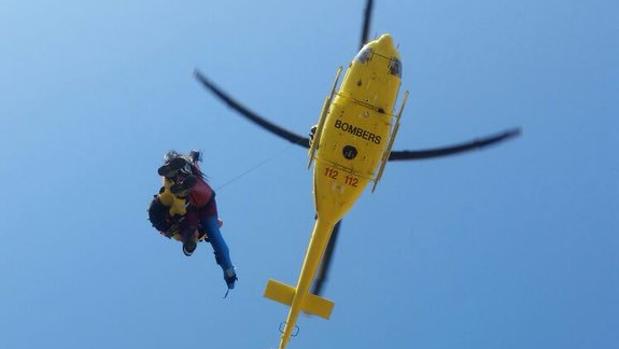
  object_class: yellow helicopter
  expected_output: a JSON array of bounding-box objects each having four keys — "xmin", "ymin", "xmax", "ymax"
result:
[
  {"xmin": 194, "ymin": 1, "xmax": 520, "ymax": 348},
  {"xmin": 264, "ymin": 32, "xmax": 407, "ymax": 349}
]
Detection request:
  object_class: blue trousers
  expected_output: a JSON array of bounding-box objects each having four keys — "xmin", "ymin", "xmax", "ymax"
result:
[{"xmin": 201, "ymin": 215, "xmax": 234, "ymax": 272}]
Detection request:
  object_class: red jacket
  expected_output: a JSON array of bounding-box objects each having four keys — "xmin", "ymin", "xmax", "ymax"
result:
[
  {"xmin": 187, "ymin": 176, "xmax": 218, "ymax": 219},
  {"xmin": 177, "ymin": 164, "xmax": 218, "ymax": 234}
]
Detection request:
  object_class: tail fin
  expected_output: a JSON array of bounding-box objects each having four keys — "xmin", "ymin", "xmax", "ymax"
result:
[{"xmin": 264, "ymin": 279, "xmax": 335, "ymax": 320}]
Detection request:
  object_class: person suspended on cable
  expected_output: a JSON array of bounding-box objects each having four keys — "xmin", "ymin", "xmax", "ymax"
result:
[{"xmin": 148, "ymin": 150, "xmax": 237, "ymax": 290}]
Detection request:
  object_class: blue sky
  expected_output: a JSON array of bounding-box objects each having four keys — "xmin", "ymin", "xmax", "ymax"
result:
[{"xmin": 1, "ymin": 1, "xmax": 617, "ymax": 348}]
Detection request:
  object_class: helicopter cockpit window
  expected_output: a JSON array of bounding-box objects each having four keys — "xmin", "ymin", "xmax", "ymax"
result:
[
  {"xmin": 355, "ymin": 48, "xmax": 373, "ymax": 63},
  {"xmin": 389, "ymin": 58, "xmax": 402, "ymax": 77}
]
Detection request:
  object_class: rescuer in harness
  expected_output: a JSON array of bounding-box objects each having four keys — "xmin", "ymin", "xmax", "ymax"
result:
[{"xmin": 148, "ymin": 150, "xmax": 237, "ymax": 290}]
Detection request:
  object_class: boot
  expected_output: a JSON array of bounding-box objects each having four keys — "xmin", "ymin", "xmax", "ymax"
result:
[{"xmin": 182, "ymin": 239, "xmax": 197, "ymax": 256}]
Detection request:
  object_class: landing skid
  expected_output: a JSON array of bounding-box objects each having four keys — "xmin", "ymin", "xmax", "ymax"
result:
[
  {"xmin": 372, "ymin": 90, "xmax": 409, "ymax": 192},
  {"xmin": 308, "ymin": 66, "xmax": 343, "ymax": 169}
]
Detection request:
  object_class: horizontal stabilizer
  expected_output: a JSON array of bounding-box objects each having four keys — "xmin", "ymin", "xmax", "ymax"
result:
[
  {"xmin": 303, "ymin": 293, "xmax": 335, "ymax": 319},
  {"xmin": 264, "ymin": 279, "xmax": 296, "ymax": 306},
  {"xmin": 264, "ymin": 279, "xmax": 335, "ymax": 320}
]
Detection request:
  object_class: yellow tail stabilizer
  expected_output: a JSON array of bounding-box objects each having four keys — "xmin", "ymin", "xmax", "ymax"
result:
[
  {"xmin": 264, "ymin": 279, "xmax": 296, "ymax": 306},
  {"xmin": 303, "ymin": 293, "xmax": 335, "ymax": 319},
  {"xmin": 264, "ymin": 279, "xmax": 335, "ymax": 320}
]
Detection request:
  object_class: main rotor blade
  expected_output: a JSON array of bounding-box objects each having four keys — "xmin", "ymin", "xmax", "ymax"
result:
[
  {"xmin": 360, "ymin": 0, "xmax": 374, "ymax": 49},
  {"xmin": 312, "ymin": 220, "xmax": 341, "ymax": 296},
  {"xmin": 194, "ymin": 69, "xmax": 310, "ymax": 148},
  {"xmin": 389, "ymin": 128, "xmax": 521, "ymax": 161}
]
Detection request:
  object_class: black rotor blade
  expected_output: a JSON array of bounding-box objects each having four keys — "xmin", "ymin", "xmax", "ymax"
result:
[
  {"xmin": 194, "ymin": 69, "xmax": 310, "ymax": 148},
  {"xmin": 312, "ymin": 220, "xmax": 341, "ymax": 296},
  {"xmin": 360, "ymin": 0, "xmax": 374, "ymax": 49},
  {"xmin": 389, "ymin": 128, "xmax": 521, "ymax": 161}
]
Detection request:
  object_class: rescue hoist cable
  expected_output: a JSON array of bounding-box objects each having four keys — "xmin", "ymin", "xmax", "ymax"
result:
[{"xmin": 214, "ymin": 143, "xmax": 296, "ymax": 191}]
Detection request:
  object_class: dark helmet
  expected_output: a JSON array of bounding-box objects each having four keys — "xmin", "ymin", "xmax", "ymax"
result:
[
  {"xmin": 148, "ymin": 196, "xmax": 172, "ymax": 232},
  {"xmin": 160, "ymin": 151, "xmax": 193, "ymax": 177}
]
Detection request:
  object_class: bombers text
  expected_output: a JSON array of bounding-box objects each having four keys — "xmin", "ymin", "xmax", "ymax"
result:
[{"xmin": 334, "ymin": 119, "xmax": 382, "ymax": 144}]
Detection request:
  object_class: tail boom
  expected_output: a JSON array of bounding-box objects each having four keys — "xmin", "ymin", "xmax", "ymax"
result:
[{"xmin": 263, "ymin": 218, "xmax": 337, "ymax": 349}]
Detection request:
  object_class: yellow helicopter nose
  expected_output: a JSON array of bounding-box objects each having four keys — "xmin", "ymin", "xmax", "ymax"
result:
[
  {"xmin": 372, "ymin": 33, "xmax": 398, "ymax": 58},
  {"xmin": 377, "ymin": 33, "xmax": 394, "ymax": 46}
]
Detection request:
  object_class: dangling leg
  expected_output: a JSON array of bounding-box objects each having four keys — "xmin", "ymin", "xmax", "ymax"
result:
[{"xmin": 201, "ymin": 215, "xmax": 237, "ymax": 289}]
